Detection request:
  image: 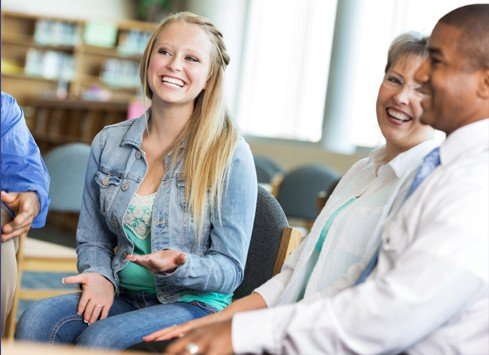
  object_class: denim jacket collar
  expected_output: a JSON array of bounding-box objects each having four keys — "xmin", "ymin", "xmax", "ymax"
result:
[
  {"xmin": 120, "ymin": 110, "xmax": 188, "ymax": 155},
  {"xmin": 120, "ymin": 111, "xmax": 149, "ymax": 149}
]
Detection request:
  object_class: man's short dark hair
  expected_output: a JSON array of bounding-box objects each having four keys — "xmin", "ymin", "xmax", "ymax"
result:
[{"xmin": 439, "ymin": 4, "xmax": 489, "ymax": 70}]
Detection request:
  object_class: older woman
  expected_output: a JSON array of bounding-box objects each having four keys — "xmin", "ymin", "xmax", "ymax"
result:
[{"xmin": 144, "ymin": 32, "xmax": 439, "ymax": 347}]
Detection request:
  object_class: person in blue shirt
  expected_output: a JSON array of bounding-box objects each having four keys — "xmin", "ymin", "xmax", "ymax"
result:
[{"xmin": 1, "ymin": 91, "xmax": 50, "ymax": 333}]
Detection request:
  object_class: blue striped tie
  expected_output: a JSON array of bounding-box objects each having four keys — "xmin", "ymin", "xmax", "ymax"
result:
[{"xmin": 354, "ymin": 147, "xmax": 441, "ymax": 285}]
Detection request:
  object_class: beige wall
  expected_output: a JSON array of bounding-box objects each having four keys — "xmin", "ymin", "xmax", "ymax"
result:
[{"xmin": 248, "ymin": 139, "xmax": 368, "ymax": 175}]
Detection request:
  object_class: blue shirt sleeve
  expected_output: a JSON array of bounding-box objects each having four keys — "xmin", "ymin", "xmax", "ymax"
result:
[{"xmin": 1, "ymin": 91, "xmax": 50, "ymax": 228}]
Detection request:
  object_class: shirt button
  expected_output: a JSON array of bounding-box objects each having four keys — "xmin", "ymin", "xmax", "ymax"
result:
[
  {"xmin": 135, "ymin": 151, "xmax": 142, "ymax": 159},
  {"xmin": 121, "ymin": 182, "xmax": 129, "ymax": 191},
  {"xmin": 113, "ymin": 220, "xmax": 119, "ymax": 228},
  {"xmin": 102, "ymin": 177, "xmax": 109, "ymax": 186}
]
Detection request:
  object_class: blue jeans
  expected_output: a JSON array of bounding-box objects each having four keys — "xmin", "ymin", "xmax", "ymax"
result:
[{"xmin": 15, "ymin": 290, "xmax": 216, "ymax": 349}]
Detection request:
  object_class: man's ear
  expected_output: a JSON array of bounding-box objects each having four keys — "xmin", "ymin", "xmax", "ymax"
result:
[{"xmin": 478, "ymin": 69, "xmax": 489, "ymax": 98}]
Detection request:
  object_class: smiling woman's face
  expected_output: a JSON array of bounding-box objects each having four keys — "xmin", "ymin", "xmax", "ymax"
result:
[
  {"xmin": 376, "ymin": 53, "xmax": 434, "ymax": 153},
  {"xmin": 147, "ymin": 21, "xmax": 212, "ymax": 109}
]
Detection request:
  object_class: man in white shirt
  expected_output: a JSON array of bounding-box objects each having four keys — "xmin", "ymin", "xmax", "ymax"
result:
[{"xmin": 166, "ymin": 4, "xmax": 489, "ymax": 354}]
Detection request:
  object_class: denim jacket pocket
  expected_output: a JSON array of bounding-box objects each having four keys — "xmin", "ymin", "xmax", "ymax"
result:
[{"xmin": 95, "ymin": 171, "xmax": 122, "ymax": 214}]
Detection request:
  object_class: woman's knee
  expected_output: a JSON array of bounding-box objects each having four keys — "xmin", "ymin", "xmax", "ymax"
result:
[
  {"xmin": 15, "ymin": 297, "xmax": 58, "ymax": 341},
  {"xmin": 15, "ymin": 293, "xmax": 81, "ymax": 342}
]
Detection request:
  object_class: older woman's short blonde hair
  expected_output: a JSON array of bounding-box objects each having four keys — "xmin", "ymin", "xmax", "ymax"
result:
[{"xmin": 384, "ymin": 32, "xmax": 429, "ymax": 73}]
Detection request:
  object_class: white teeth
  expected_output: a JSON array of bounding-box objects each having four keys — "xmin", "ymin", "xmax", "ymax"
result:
[
  {"xmin": 387, "ymin": 108, "xmax": 411, "ymax": 122},
  {"xmin": 161, "ymin": 76, "xmax": 184, "ymax": 87}
]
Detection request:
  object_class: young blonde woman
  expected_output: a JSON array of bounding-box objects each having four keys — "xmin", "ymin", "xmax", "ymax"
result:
[
  {"xmin": 15, "ymin": 12, "xmax": 257, "ymax": 350},
  {"xmin": 143, "ymin": 32, "xmax": 441, "ymax": 351}
]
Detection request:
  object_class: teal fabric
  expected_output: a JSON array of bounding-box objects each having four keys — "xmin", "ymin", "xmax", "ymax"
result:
[
  {"xmin": 179, "ymin": 292, "xmax": 232, "ymax": 311},
  {"xmin": 119, "ymin": 224, "xmax": 156, "ymax": 293},
  {"xmin": 119, "ymin": 199, "xmax": 157, "ymax": 293},
  {"xmin": 298, "ymin": 197, "xmax": 357, "ymax": 299}
]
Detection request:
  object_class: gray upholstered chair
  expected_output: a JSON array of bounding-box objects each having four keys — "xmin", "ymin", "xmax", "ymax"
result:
[
  {"xmin": 234, "ymin": 185, "xmax": 301, "ymax": 300},
  {"xmin": 277, "ymin": 164, "xmax": 341, "ymax": 230},
  {"xmin": 317, "ymin": 176, "xmax": 342, "ymax": 214},
  {"xmin": 44, "ymin": 143, "xmax": 91, "ymax": 212},
  {"xmin": 253, "ymin": 155, "xmax": 284, "ymax": 184}
]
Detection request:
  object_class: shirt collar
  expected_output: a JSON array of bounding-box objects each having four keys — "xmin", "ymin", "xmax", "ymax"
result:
[
  {"xmin": 440, "ymin": 118, "xmax": 489, "ymax": 166},
  {"xmin": 121, "ymin": 111, "xmax": 149, "ymax": 148},
  {"xmin": 120, "ymin": 109, "xmax": 188, "ymax": 153},
  {"xmin": 369, "ymin": 139, "xmax": 440, "ymax": 178},
  {"xmin": 388, "ymin": 139, "xmax": 441, "ymax": 178}
]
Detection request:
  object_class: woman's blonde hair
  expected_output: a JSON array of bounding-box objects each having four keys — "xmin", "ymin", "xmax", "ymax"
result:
[{"xmin": 140, "ymin": 12, "xmax": 238, "ymax": 236}]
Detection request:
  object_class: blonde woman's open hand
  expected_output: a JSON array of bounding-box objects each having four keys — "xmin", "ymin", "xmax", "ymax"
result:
[
  {"xmin": 62, "ymin": 272, "xmax": 115, "ymax": 325},
  {"xmin": 126, "ymin": 249, "xmax": 186, "ymax": 273}
]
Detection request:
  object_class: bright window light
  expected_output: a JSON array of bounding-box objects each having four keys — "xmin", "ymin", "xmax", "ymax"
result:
[
  {"xmin": 236, "ymin": 0, "xmax": 477, "ymax": 148},
  {"xmin": 236, "ymin": 0, "xmax": 337, "ymax": 142}
]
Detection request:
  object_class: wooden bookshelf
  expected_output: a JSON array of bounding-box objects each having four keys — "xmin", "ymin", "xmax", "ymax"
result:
[
  {"xmin": 23, "ymin": 98, "xmax": 129, "ymax": 153},
  {"xmin": 1, "ymin": 11, "xmax": 157, "ymax": 104}
]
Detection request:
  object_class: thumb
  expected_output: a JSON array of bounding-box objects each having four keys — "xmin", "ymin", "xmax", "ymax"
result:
[
  {"xmin": 175, "ymin": 253, "xmax": 186, "ymax": 266},
  {"xmin": 62, "ymin": 274, "xmax": 84, "ymax": 285},
  {"xmin": 1, "ymin": 191, "xmax": 17, "ymax": 204}
]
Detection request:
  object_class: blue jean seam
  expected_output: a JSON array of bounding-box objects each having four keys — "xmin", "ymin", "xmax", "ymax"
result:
[
  {"xmin": 188, "ymin": 301, "xmax": 218, "ymax": 314},
  {"xmin": 48, "ymin": 314, "xmax": 83, "ymax": 344}
]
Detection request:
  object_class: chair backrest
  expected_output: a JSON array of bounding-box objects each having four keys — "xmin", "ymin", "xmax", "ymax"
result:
[
  {"xmin": 43, "ymin": 143, "xmax": 91, "ymax": 212},
  {"xmin": 277, "ymin": 164, "xmax": 340, "ymax": 220},
  {"xmin": 253, "ymin": 155, "xmax": 284, "ymax": 184},
  {"xmin": 234, "ymin": 185, "xmax": 291, "ymax": 299},
  {"xmin": 317, "ymin": 176, "xmax": 342, "ymax": 215}
]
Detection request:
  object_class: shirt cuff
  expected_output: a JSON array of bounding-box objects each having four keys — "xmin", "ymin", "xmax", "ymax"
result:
[
  {"xmin": 232, "ymin": 308, "xmax": 277, "ymax": 354},
  {"xmin": 253, "ymin": 269, "xmax": 291, "ymax": 306}
]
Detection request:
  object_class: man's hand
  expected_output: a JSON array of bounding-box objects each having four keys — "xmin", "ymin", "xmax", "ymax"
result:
[
  {"xmin": 126, "ymin": 249, "xmax": 186, "ymax": 273},
  {"xmin": 165, "ymin": 319, "xmax": 234, "ymax": 355},
  {"xmin": 62, "ymin": 272, "xmax": 115, "ymax": 325},
  {"xmin": 1, "ymin": 191, "xmax": 40, "ymax": 242}
]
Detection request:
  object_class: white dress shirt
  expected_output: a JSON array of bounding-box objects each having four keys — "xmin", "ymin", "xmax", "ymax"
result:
[
  {"xmin": 255, "ymin": 139, "xmax": 439, "ymax": 307},
  {"xmin": 232, "ymin": 119, "xmax": 489, "ymax": 355}
]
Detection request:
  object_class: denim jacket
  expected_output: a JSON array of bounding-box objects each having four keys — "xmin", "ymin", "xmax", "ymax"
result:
[{"xmin": 76, "ymin": 114, "xmax": 257, "ymax": 304}]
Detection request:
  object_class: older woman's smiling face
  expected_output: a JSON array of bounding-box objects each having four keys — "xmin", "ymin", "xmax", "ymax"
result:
[{"xmin": 376, "ymin": 54, "xmax": 434, "ymax": 154}]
